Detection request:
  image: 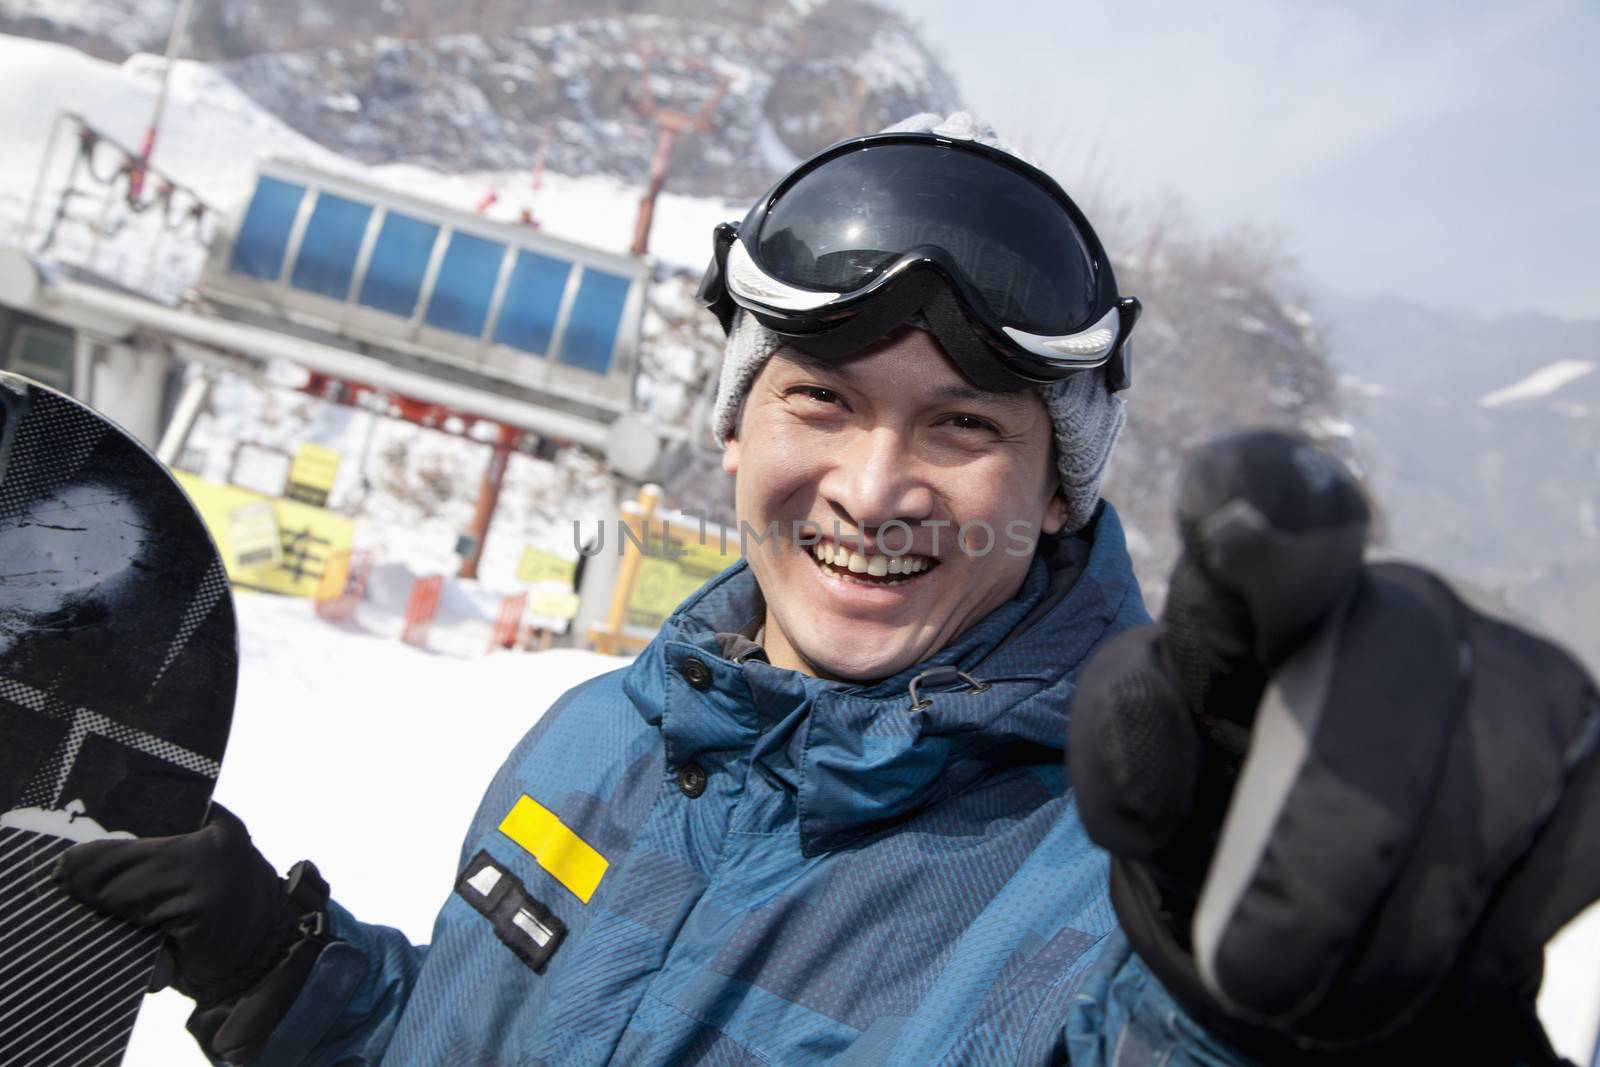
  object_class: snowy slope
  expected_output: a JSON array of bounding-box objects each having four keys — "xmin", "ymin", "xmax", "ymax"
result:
[{"xmin": 1478, "ymin": 358, "xmax": 1596, "ymax": 409}]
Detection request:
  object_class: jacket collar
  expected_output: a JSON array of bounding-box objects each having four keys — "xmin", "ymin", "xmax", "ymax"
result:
[{"xmin": 622, "ymin": 503, "xmax": 1147, "ymax": 854}]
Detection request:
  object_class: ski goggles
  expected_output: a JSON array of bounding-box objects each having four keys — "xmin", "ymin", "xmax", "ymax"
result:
[{"xmin": 697, "ymin": 132, "xmax": 1139, "ymax": 392}]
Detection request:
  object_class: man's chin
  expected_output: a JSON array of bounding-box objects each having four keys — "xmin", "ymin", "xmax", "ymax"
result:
[{"xmin": 794, "ymin": 640, "xmax": 923, "ymax": 685}]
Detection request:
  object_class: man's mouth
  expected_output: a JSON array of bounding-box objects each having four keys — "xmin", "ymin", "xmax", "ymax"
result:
[{"xmin": 809, "ymin": 542, "xmax": 938, "ymax": 586}]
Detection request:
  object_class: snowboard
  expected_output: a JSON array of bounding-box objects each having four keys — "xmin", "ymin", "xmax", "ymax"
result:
[{"xmin": 0, "ymin": 371, "xmax": 236, "ymax": 1066}]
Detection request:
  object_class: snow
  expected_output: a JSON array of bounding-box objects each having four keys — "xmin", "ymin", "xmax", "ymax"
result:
[
  {"xmin": 858, "ymin": 26, "xmax": 935, "ymax": 98},
  {"xmin": 1478, "ymin": 358, "xmax": 1597, "ymax": 408},
  {"xmin": 0, "ymin": 35, "xmax": 360, "ymax": 300},
  {"xmin": 1338, "ymin": 372, "xmax": 1389, "ymax": 398},
  {"xmin": 755, "ymin": 116, "xmax": 802, "ymax": 174},
  {"xmin": 123, "ymin": 589, "xmax": 629, "ymax": 1066},
  {"xmin": 1, "ymin": 0, "xmax": 178, "ymax": 55}
]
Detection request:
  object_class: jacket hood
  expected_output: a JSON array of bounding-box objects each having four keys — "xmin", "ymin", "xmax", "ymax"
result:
[{"xmin": 622, "ymin": 502, "xmax": 1148, "ymax": 854}]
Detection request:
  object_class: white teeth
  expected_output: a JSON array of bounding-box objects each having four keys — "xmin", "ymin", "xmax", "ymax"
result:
[{"xmin": 812, "ymin": 541, "xmax": 935, "ymax": 579}]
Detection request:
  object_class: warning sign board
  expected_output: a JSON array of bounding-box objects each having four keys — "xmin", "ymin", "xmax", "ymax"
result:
[
  {"xmin": 284, "ymin": 443, "xmax": 341, "ymax": 507},
  {"xmin": 174, "ymin": 472, "xmax": 355, "ymax": 597},
  {"xmin": 530, "ymin": 589, "xmax": 581, "ymax": 621},
  {"xmin": 227, "ymin": 501, "xmax": 282, "ymax": 569},
  {"xmin": 625, "ymin": 529, "xmax": 739, "ymax": 632},
  {"xmin": 517, "ymin": 547, "xmax": 578, "ymax": 587}
]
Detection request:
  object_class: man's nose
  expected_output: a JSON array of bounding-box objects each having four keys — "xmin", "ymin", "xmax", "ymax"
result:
[{"xmin": 818, "ymin": 426, "xmax": 935, "ymax": 529}]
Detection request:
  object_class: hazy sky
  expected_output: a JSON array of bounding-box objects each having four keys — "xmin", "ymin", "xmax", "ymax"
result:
[{"xmin": 889, "ymin": 0, "xmax": 1599, "ymax": 319}]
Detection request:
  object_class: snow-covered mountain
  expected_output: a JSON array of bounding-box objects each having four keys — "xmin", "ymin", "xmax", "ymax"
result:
[
  {"xmin": 3, "ymin": 0, "xmax": 961, "ymax": 198},
  {"xmin": 1320, "ymin": 292, "xmax": 1600, "ymax": 670}
]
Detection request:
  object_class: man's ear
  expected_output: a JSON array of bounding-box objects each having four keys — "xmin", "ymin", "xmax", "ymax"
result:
[
  {"xmin": 721, "ymin": 436, "xmax": 741, "ymax": 475},
  {"xmin": 1042, "ymin": 489, "xmax": 1070, "ymax": 536}
]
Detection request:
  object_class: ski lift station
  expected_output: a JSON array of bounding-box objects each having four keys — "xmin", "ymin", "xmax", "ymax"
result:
[
  {"xmin": 201, "ymin": 160, "xmax": 649, "ymax": 433},
  {"xmin": 1, "ymin": 142, "xmax": 673, "ymax": 638},
  {"xmin": 2, "ymin": 156, "xmax": 656, "ymax": 457}
]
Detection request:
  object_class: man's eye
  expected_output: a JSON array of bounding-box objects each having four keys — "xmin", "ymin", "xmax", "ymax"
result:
[
  {"xmin": 791, "ymin": 386, "xmax": 843, "ymax": 406},
  {"xmin": 943, "ymin": 414, "xmax": 999, "ymax": 434}
]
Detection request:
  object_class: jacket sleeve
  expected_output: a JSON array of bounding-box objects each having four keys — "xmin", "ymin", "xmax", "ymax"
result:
[
  {"xmin": 1060, "ymin": 929, "xmax": 1264, "ymax": 1067},
  {"xmin": 236, "ymin": 903, "xmax": 428, "ymax": 1067}
]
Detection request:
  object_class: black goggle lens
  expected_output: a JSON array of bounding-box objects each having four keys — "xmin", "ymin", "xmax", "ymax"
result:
[{"xmin": 749, "ymin": 143, "xmax": 1101, "ymax": 334}]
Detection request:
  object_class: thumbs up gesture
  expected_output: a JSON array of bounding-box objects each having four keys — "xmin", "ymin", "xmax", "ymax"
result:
[{"xmin": 1071, "ymin": 431, "xmax": 1600, "ymax": 1064}]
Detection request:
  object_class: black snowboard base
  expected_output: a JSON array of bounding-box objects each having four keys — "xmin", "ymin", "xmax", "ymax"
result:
[{"xmin": 0, "ymin": 372, "xmax": 237, "ymax": 1066}]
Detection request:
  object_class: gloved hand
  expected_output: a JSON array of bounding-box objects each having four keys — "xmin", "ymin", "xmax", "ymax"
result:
[
  {"xmin": 1070, "ymin": 431, "xmax": 1600, "ymax": 1065},
  {"xmin": 53, "ymin": 802, "xmax": 304, "ymax": 1007}
]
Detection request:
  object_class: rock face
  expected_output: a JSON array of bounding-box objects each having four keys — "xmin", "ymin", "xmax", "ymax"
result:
[{"xmin": 5, "ymin": 0, "xmax": 960, "ymax": 198}]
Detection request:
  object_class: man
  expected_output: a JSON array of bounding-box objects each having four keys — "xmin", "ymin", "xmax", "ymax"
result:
[{"xmin": 57, "ymin": 114, "xmax": 1599, "ymax": 1065}]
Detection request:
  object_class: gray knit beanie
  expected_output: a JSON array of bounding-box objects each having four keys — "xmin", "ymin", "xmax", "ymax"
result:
[{"xmin": 712, "ymin": 112, "xmax": 1126, "ymax": 532}]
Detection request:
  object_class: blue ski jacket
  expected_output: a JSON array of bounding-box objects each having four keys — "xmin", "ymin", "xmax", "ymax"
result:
[{"xmin": 250, "ymin": 505, "xmax": 1257, "ymax": 1066}]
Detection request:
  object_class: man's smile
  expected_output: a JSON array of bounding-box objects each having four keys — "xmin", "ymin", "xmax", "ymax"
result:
[{"xmin": 807, "ymin": 539, "xmax": 940, "ymax": 586}]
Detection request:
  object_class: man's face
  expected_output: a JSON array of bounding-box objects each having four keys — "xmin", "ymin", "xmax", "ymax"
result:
[{"xmin": 722, "ymin": 327, "xmax": 1069, "ymax": 682}]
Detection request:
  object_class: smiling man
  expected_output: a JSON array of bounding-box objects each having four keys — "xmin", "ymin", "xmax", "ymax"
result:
[
  {"xmin": 55, "ymin": 114, "xmax": 1598, "ymax": 1067},
  {"xmin": 723, "ymin": 328, "xmax": 1070, "ymax": 681}
]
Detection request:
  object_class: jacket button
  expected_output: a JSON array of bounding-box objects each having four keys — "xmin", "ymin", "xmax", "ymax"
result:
[
  {"xmin": 679, "ymin": 657, "xmax": 712, "ymax": 690},
  {"xmin": 676, "ymin": 763, "xmax": 707, "ymax": 798}
]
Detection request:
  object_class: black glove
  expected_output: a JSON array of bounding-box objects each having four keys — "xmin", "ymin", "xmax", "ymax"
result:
[
  {"xmin": 1070, "ymin": 431, "xmax": 1600, "ymax": 1065},
  {"xmin": 53, "ymin": 802, "xmax": 297, "ymax": 1004}
]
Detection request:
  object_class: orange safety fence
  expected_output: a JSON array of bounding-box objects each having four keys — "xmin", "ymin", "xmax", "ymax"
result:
[
  {"xmin": 401, "ymin": 575, "xmax": 444, "ymax": 649},
  {"xmin": 488, "ymin": 591, "xmax": 529, "ymax": 653},
  {"xmin": 313, "ymin": 548, "xmax": 373, "ymax": 622}
]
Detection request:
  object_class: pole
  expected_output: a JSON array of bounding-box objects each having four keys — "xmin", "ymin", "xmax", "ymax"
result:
[
  {"xmin": 155, "ymin": 368, "xmax": 211, "ymax": 467},
  {"xmin": 17, "ymin": 112, "xmax": 67, "ymax": 250},
  {"xmin": 588, "ymin": 483, "xmax": 659, "ymax": 653},
  {"xmin": 129, "ymin": 0, "xmax": 196, "ymax": 204},
  {"xmin": 457, "ymin": 423, "xmax": 520, "ymax": 580},
  {"xmin": 522, "ymin": 120, "xmax": 554, "ymax": 228},
  {"xmin": 630, "ymin": 125, "xmax": 680, "ymax": 257}
]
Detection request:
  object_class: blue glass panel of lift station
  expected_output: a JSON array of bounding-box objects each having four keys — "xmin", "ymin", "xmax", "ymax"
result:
[
  {"xmin": 424, "ymin": 232, "xmax": 507, "ymax": 338},
  {"xmin": 290, "ymin": 193, "xmax": 374, "ymax": 300},
  {"xmin": 559, "ymin": 269, "xmax": 631, "ymax": 374},
  {"xmin": 228, "ymin": 176, "xmax": 306, "ymax": 281},
  {"xmin": 358, "ymin": 213, "xmax": 440, "ymax": 318},
  {"xmin": 492, "ymin": 250, "xmax": 572, "ymax": 356}
]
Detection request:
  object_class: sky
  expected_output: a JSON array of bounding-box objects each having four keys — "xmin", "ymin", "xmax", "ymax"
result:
[{"xmin": 890, "ymin": 0, "xmax": 1600, "ymax": 320}]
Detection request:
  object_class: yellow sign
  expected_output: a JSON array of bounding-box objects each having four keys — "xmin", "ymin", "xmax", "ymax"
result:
[
  {"xmin": 529, "ymin": 589, "xmax": 581, "ymax": 620},
  {"xmin": 174, "ymin": 472, "xmax": 354, "ymax": 597},
  {"xmin": 626, "ymin": 528, "xmax": 739, "ymax": 632},
  {"xmin": 498, "ymin": 795, "xmax": 608, "ymax": 904},
  {"xmin": 284, "ymin": 442, "xmax": 341, "ymax": 507},
  {"xmin": 226, "ymin": 501, "xmax": 282, "ymax": 569},
  {"xmin": 517, "ymin": 547, "xmax": 578, "ymax": 587},
  {"xmin": 315, "ymin": 549, "xmax": 353, "ymax": 602}
]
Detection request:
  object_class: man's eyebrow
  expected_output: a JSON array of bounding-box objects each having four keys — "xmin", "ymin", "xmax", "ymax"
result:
[
  {"xmin": 771, "ymin": 348, "xmax": 843, "ymax": 377},
  {"xmin": 774, "ymin": 350, "xmax": 1037, "ymax": 411},
  {"xmin": 922, "ymin": 382, "xmax": 1038, "ymax": 411}
]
